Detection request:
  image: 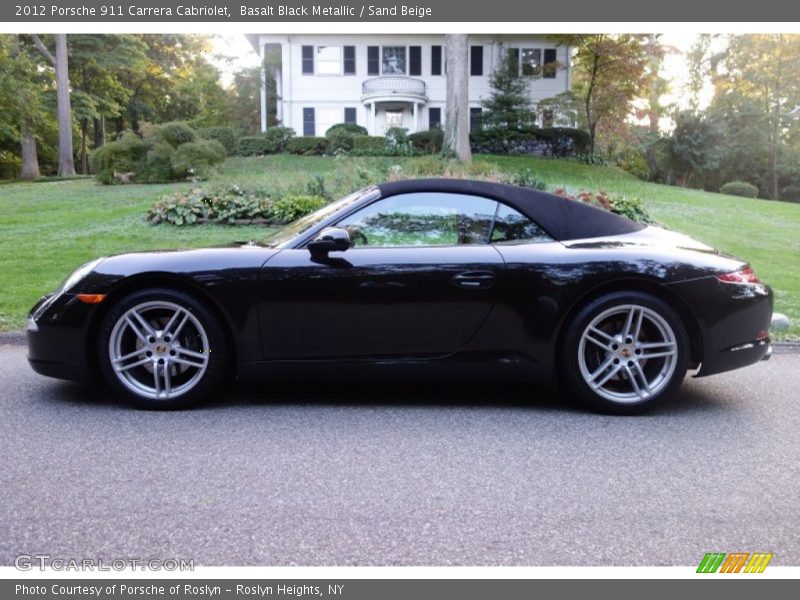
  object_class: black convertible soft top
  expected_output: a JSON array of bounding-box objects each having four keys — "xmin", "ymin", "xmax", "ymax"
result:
[{"xmin": 377, "ymin": 178, "xmax": 645, "ymax": 242}]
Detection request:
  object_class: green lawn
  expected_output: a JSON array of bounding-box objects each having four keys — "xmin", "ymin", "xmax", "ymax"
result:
[{"xmin": 1, "ymin": 154, "xmax": 798, "ymax": 340}]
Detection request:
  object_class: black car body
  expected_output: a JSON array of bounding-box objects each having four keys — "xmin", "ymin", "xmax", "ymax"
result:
[{"xmin": 28, "ymin": 179, "xmax": 773, "ymax": 413}]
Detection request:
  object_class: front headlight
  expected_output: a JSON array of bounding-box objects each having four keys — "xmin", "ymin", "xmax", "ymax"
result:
[{"xmin": 59, "ymin": 258, "xmax": 104, "ymax": 293}]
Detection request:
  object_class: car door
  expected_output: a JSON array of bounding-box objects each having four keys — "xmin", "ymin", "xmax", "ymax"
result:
[{"xmin": 258, "ymin": 192, "xmax": 505, "ymax": 360}]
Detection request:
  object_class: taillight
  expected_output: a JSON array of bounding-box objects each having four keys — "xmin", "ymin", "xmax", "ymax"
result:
[{"xmin": 716, "ymin": 266, "xmax": 761, "ymax": 284}]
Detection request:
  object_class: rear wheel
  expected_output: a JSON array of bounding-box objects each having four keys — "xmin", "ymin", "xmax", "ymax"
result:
[
  {"xmin": 97, "ymin": 288, "xmax": 227, "ymax": 409},
  {"xmin": 561, "ymin": 292, "xmax": 689, "ymax": 415}
]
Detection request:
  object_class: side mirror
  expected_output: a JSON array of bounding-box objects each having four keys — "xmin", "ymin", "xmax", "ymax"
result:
[{"xmin": 308, "ymin": 227, "xmax": 351, "ymax": 256}]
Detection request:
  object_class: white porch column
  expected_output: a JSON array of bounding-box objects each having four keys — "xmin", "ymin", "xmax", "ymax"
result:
[
  {"xmin": 412, "ymin": 103, "xmax": 419, "ymax": 133},
  {"xmin": 371, "ymin": 103, "xmax": 377, "ymax": 135},
  {"xmin": 259, "ymin": 42, "xmax": 267, "ymax": 132},
  {"xmin": 274, "ymin": 67, "xmax": 283, "ymax": 123}
]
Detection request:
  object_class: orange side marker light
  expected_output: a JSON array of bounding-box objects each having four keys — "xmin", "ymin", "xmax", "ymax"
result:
[{"xmin": 76, "ymin": 294, "xmax": 107, "ymax": 304}]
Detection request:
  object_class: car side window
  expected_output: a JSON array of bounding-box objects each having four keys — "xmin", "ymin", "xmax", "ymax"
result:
[
  {"xmin": 336, "ymin": 193, "xmax": 498, "ymax": 247},
  {"xmin": 491, "ymin": 203, "xmax": 553, "ymax": 244}
]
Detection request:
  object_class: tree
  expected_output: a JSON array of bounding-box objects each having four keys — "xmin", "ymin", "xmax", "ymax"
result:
[
  {"xmin": 68, "ymin": 34, "xmax": 147, "ymax": 173},
  {"xmin": 551, "ymin": 34, "xmax": 651, "ymax": 154},
  {"xmin": 32, "ymin": 34, "xmax": 75, "ymax": 176},
  {"xmin": 481, "ymin": 49, "xmax": 535, "ymax": 130},
  {"xmin": 0, "ymin": 36, "xmax": 50, "ymax": 178},
  {"xmin": 717, "ymin": 34, "xmax": 800, "ymax": 199},
  {"xmin": 443, "ymin": 34, "xmax": 471, "ymax": 162}
]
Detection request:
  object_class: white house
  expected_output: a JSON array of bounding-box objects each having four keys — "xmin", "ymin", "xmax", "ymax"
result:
[{"xmin": 245, "ymin": 34, "xmax": 571, "ymax": 136}]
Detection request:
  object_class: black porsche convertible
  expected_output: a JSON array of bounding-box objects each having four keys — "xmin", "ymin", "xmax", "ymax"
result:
[{"xmin": 27, "ymin": 179, "xmax": 773, "ymax": 414}]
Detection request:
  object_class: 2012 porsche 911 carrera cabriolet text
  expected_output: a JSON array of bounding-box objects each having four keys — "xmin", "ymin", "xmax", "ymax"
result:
[{"xmin": 27, "ymin": 179, "xmax": 773, "ymax": 414}]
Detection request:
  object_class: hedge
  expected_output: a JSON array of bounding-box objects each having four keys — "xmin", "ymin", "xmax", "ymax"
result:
[
  {"xmin": 471, "ymin": 127, "xmax": 590, "ymax": 157},
  {"xmin": 285, "ymin": 136, "xmax": 329, "ymax": 155},
  {"xmin": 351, "ymin": 136, "xmax": 388, "ymax": 155},
  {"xmin": 237, "ymin": 127, "xmax": 295, "ymax": 156}
]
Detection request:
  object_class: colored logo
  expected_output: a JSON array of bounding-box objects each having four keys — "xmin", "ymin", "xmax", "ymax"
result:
[{"xmin": 697, "ymin": 552, "xmax": 773, "ymax": 573}]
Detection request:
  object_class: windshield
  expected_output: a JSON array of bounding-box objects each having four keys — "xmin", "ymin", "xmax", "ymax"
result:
[{"xmin": 261, "ymin": 187, "xmax": 379, "ymax": 247}]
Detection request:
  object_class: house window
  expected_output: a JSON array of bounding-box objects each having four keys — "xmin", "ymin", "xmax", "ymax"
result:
[
  {"xmin": 316, "ymin": 46, "xmax": 342, "ymax": 75},
  {"xmin": 521, "ymin": 48, "xmax": 542, "ymax": 77},
  {"xmin": 382, "ymin": 47, "xmax": 407, "ymax": 75},
  {"xmin": 301, "ymin": 46, "xmax": 314, "ymax": 74},
  {"xmin": 541, "ymin": 109, "xmax": 554, "ymax": 127},
  {"xmin": 543, "ymin": 49, "xmax": 557, "ymax": 78},
  {"xmin": 344, "ymin": 107, "xmax": 357, "ymax": 124},
  {"xmin": 367, "ymin": 46, "xmax": 380, "ymax": 75},
  {"xmin": 470, "ymin": 46, "xmax": 484, "ymax": 76},
  {"xmin": 429, "ymin": 107, "xmax": 442, "ymax": 129},
  {"xmin": 303, "ymin": 108, "xmax": 315, "ymax": 136},
  {"xmin": 343, "ymin": 46, "xmax": 356, "ymax": 75},
  {"xmin": 409, "ymin": 46, "xmax": 422, "ymax": 76},
  {"xmin": 431, "ymin": 45, "xmax": 442, "ymax": 75},
  {"xmin": 470, "ymin": 107, "xmax": 483, "ymax": 132}
]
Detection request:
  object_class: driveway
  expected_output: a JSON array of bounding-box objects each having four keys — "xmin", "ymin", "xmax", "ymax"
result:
[{"xmin": 1, "ymin": 342, "xmax": 798, "ymax": 566}]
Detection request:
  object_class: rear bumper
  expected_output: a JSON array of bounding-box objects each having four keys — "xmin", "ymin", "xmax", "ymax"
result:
[{"xmin": 669, "ymin": 277, "xmax": 773, "ymax": 377}]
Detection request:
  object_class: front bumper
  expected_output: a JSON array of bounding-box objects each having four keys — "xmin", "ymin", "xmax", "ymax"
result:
[{"xmin": 26, "ymin": 292, "xmax": 95, "ymax": 383}]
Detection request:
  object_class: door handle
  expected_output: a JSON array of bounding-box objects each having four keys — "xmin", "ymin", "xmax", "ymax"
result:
[{"xmin": 452, "ymin": 271, "xmax": 495, "ymax": 289}]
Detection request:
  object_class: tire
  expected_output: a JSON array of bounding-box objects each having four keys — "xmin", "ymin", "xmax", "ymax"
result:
[
  {"xmin": 97, "ymin": 288, "xmax": 228, "ymax": 409},
  {"xmin": 560, "ymin": 291, "xmax": 689, "ymax": 415}
]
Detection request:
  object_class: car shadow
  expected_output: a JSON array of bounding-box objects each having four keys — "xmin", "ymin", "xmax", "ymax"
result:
[{"xmin": 44, "ymin": 374, "xmax": 734, "ymax": 417}]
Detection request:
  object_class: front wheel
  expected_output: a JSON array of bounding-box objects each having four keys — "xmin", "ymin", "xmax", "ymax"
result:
[
  {"xmin": 560, "ymin": 292, "xmax": 689, "ymax": 415},
  {"xmin": 97, "ymin": 288, "xmax": 227, "ymax": 409}
]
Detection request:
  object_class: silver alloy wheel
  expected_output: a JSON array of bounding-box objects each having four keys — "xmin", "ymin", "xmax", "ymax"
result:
[
  {"xmin": 577, "ymin": 304, "xmax": 678, "ymax": 404},
  {"xmin": 108, "ymin": 300, "xmax": 210, "ymax": 401}
]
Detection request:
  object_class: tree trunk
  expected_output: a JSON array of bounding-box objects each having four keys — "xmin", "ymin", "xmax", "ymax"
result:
[
  {"xmin": 54, "ymin": 34, "xmax": 75, "ymax": 176},
  {"xmin": 443, "ymin": 34, "xmax": 472, "ymax": 162},
  {"xmin": 19, "ymin": 123, "xmax": 41, "ymax": 180},
  {"xmin": 93, "ymin": 116, "xmax": 105, "ymax": 148},
  {"xmin": 80, "ymin": 118, "xmax": 89, "ymax": 175}
]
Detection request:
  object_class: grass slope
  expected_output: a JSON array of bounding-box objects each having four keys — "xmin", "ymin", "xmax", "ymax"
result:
[{"xmin": 1, "ymin": 155, "xmax": 797, "ymax": 340}]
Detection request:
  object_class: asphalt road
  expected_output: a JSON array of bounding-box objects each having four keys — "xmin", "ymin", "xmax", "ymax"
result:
[{"xmin": 1, "ymin": 342, "xmax": 798, "ymax": 566}]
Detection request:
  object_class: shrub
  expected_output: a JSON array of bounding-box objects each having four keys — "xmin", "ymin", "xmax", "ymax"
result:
[
  {"xmin": 352, "ymin": 136, "xmax": 388, "ymax": 155},
  {"xmin": 285, "ymin": 136, "xmax": 328, "ymax": 156},
  {"xmin": 139, "ymin": 141, "xmax": 176, "ymax": 183},
  {"xmin": 554, "ymin": 188, "xmax": 654, "ymax": 224},
  {"xmin": 197, "ymin": 127, "xmax": 238, "ymax": 155},
  {"xmin": 147, "ymin": 187, "xmax": 327, "ymax": 226},
  {"xmin": 616, "ymin": 150, "xmax": 649, "ymax": 180},
  {"xmin": 262, "ymin": 126, "xmax": 295, "ymax": 153},
  {"xmin": 608, "ymin": 196, "xmax": 653, "ymax": 223},
  {"xmin": 325, "ymin": 122, "xmax": 368, "ymax": 137},
  {"xmin": 385, "ymin": 127, "xmax": 414, "ymax": 155},
  {"xmin": 506, "ymin": 168, "xmax": 548, "ymax": 191},
  {"xmin": 89, "ymin": 132, "xmax": 148, "ymax": 184},
  {"xmin": 326, "ymin": 129, "xmax": 358, "ymax": 154},
  {"xmin": 147, "ymin": 186, "xmax": 272, "ymax": 226},
  {"xmin": 170, "ymin": 140, "xmax": 227, "ymax": 179},
  {"xmin": 270, "ymin": 195, "xmax": 327, "ymax": 223},
  {"xmin": 720, "ymin": 181, "xmax": 759, "ymax": 199},
  {"xmin": 148, "ymin": 121, "xmax": 197, "ymax": 147},
  {"xmin": 409, "ymin": 129, "xmax": 444, "ymax": 154}
]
